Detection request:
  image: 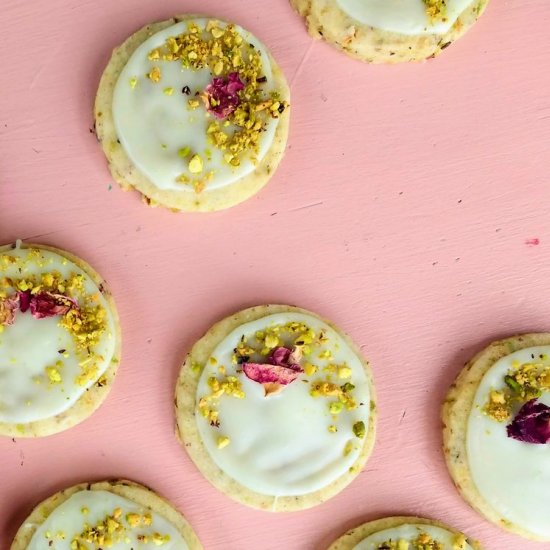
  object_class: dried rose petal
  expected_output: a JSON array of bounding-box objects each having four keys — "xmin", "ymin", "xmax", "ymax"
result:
[
  {"xmin": 507, "ymin": 399, "xmax": 550, "ymax": 444},
  {"xmin": 28, "ymin": 292, "xmax": 77, "ymax": 319},
  {"xmin": 268, "ymin": 346, "xmax": 302, "ymax": 370},
  {"xmin": 242, "ymin": 362, "xmax": 302, "ymax": 386},
  {"xmin": 203, "ymin": 72, "xmax": 244, "ymax": 119},
  {"xmin": 0, "ymin": 295, "xmax": 19, "ymax": 326},
  {"xmin": 242, "ymin": 346, "xmax": 303, "ymax": 391},
  {"xmin": 268, "ymin": 346, "xmax": 291, "ymax": 366},
  {"xmin": 18, "ymin": 291, "xmax": 31, "ymax": 313}
]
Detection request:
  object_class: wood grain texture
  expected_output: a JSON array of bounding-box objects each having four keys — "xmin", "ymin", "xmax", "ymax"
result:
[{"xmin": 1, "ymin": 1, "xmax": 549, "ymax": 549}]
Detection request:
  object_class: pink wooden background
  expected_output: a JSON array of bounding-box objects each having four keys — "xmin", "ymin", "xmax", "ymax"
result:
[{"xmin": 1, "ymin": 1, "xmax": 550, "ymax": 548}]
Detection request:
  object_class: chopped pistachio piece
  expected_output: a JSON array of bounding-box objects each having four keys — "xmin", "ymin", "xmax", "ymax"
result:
[
  {"xmin": 353, "ymin": 421, "xmax": 366, "ymax": 438},
  {"xmin": 217, "ymin": 436, "xmax": 230, "ymax": 449},
  {"xmin": 188, "ymin": 154, "xmax": 203, "ymax": 174}
]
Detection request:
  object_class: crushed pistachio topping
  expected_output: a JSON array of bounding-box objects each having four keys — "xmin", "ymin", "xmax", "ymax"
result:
[
  {"xmin": 343, "ymin": 440, "xmax": 355, "ymax": 457},
  {"xmin": 378, "ymin": 532, "xmax": 444, "ymax": 550},
  {"xmin": 422, "ymin": 0, "xmax": 448, "ymax": 22},
  {"xmin": 198, "ymin": 375, "xmax": 245, "ymax": 427},
  {"xmin": 188, "ymin": 154, "xmax": 204, "ymax": 174},
  {"xmin": 217, "ymin": 435, "xmax": 231, "ymax": 449},
  {"xmin": 0, "ymin": 250, "xmax": 110, "ymax": 387},
  {"xmin": 147, "ymin": 20, "xmax": 289, "ymax": 191},
  {"xmin": 453, "ymin": 534, "xmax": 467, "ymax": 549},
  {"xmin": 483, "ymin": 357, "xmax": 550, "ymax": 422},
  {"xmin": 147, "ymin": 66, "xmax": 161, "ymax": 82},
  {"xmin": 66, "ymin": 507, "xmax": 170, "ymax": 549},
  {"xmin": 45, "ymin": 363, "xmax": 63, "ymax": 384},
  {"xmin": 352, "ymin": 421, "xmax": 366, "ymax": 438}
]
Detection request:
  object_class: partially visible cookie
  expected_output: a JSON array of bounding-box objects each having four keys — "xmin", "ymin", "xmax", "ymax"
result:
[
  {"xmin": 0, "ymin": 241, "xmax": 120, "ymax": 438},
  {"xmin": 328, "ymin": 516, "xmax": 483, "ymax": 549},
  {"xmin": 443, "ymin": 334, "xmax": 550, "ymax": 541},
  {"xmin": 10, "ymin": 480, "xmax": 202, "ymax": 550},
  {"xmin": 291, "ymin": 0, "xmax": 489, "ymax": 63},
  {"xmin": 175, "ymin": 304, "xmax": 376, "ymax": 511},
  {"xmin": 95, "ymin": 15, "xmax": 290, "ymax": 212}
]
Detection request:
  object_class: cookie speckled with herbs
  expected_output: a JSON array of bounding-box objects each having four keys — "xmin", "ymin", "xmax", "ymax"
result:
[
  {"xmin": 0, "ymin": 241, "xmax": 120, "ymax": 438},
  {"xmin": 327, "ymin": 517, "xmax": 483, "ymax": 550},
  {"xmin": 290, "ymin": 0, "xmax": 489, "ymax": 63},
  {"xmin": 10, "ymin": 480, "xmax": 202, "ymax": 550},
  {"xmin": 95, "ymin": 16, "xmax": 290, "ymax": 212},
  {"xmin": 175, "ymin": 304, "xmax": 376, "ymax": 511},
  {"xmin": 443, "ymin": 333, "xmax": 550, "ymax": 541}
]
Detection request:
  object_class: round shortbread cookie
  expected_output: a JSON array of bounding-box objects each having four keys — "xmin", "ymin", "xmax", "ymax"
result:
[
  {"xmin": 327, "ymin": 516, "xmax": 483, "ymax": 549},
  {"xmin": 290, "ymin": 0, "xmax": 489, "ymax": 63},
  {"xmin": 442, "ymin": 333, "xmax": 550, "ymax": 541},
  {"xmin": 175, "ymin": 304, "xmax": 376, "ymax": 511},
  {"xmin": 0, "ymin": 241, "xmax": 120, "ymax": 438},
  {"xmin": 95, "ymin": 15, "xmax": 290, "ymax": 212},
  {"xmin": 10, "ymin": 480, "xmax": 202, "ymax": 550}
]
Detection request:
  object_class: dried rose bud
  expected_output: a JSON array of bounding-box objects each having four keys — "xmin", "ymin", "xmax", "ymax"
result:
[
  {"xmin": 203, "ymin": 72, "xmax": 244, "ymax": 119},
  {"xmin": 242, "ymin": 346, "xmax": 304, "ymax": 395},
  {"xmin": 28, "ymin": 292, "xmax": 77, "ymax": 319},
  {"xmin": 268, "ymin": 346, "xmax": 302, "ymax": 370},
  {"xmin": 507, "ymin": 399, "xmax": 550, "ymax": 444},
  {"xmin": 0, "ymin": 295, "xmax": 19, "ymax": 326},
  {"xmin": 268, "ymin": 346, "xmax": 291, "ymax": 366}
]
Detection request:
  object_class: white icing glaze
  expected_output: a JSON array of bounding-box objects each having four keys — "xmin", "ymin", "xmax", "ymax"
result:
[
  {"xmin": 467, "ymin": 346, "xmax": 550, "ymax": 538},
  {"xmin": 27, "ymin": 490, "xmax": 188, "ymax": 550},
  {"xmin": 112, "ymin": 19, "xmax": 279, "ymax": 192},
  {"xmin": 335, "ymin": 0, "xmax": 474, "ymax": 36},
  {"xmin": 195, "ymin": 312, "xmax": 371, "ymax": 496},
  {"xmin": 353, "ymin": 523, "xmax": 473, "ymax": 549},
  {"xmin": 0, "ymin": 248, "xmax": 117, "ymax": 424}
]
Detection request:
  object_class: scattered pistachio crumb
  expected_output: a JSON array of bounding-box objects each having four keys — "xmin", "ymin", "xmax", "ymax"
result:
[
  {"xmin": 178, "ymin": 146, "xmax": 191, "ymax": 158},
  {"xmin": 188, "ymin": 154, "xmax": 203, "ymax": 174},
  {"xmin": 217, "ymin": 436, "xmax": 230, "ymax": 449},
  {"xmin": 353, "ymin": 421, "xmax": 366, "ymax": 438},
  {"xmin": 147, "ymin": 66, "xmax": 161, "ymax": 82}
]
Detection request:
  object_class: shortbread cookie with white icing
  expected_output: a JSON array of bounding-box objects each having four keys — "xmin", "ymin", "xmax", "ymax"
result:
[
  {"xmin": 291, "ymin": 0, "xmax": 489, "ymax": 63},
  {"xmin": 328, "ymin": 516, "xmax": 482, "ymax": 550},
  {"xmin": 443, "ymin": 333, "xmax": 550, "ymax": 541},
  {"xmin": 175, "ymin": 304, "xmax": 376, "ymax": 511},
  {"xmin": 0, "ymin": 242, "xmax": 120, "ymax": 438},
  {"xmin": 95, "ymin": 16, "xmax": 290, "ymax": 212},
  {"xmin": 10, "ymin": 480, "xmax": 202, "ymax": 550}
]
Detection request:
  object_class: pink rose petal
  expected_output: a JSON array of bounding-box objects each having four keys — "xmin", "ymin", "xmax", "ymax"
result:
[
  {"xmin": 18, "ymin": 291, "xmax": 31, "ymax": 313},
  {"xmin": 268, "ymin": 346, "xmax": 291, "ymax": 366},
  {"xmin": 507, "ymin": 399, "xmax": 550, "ymax": 444},
  {"xmin": 242, "ymin": 346, "xmax": 304, "ymax": 388},
  {"xmin": 242, "ymin": 362, "xmax": 302, "ymax": 386},
  {"xmin": 28, "ymin": 292, "xmax": 78, "ymax": 319},
  {"xmin": 204, "ymin": 72, "xmax": 245, "ymax": 119},
  {"xmin": 268, "ymin": 346, "xmax": 302, "ymax": 371},
  {"xmin": 0, "ymin": 294, "xmax": 19, "ymax": 326}
]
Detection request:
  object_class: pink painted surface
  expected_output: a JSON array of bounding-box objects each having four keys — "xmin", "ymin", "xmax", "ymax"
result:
[{"xmin": 1, "ymin": 0, "xmax": 550, "ymax": 548}]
